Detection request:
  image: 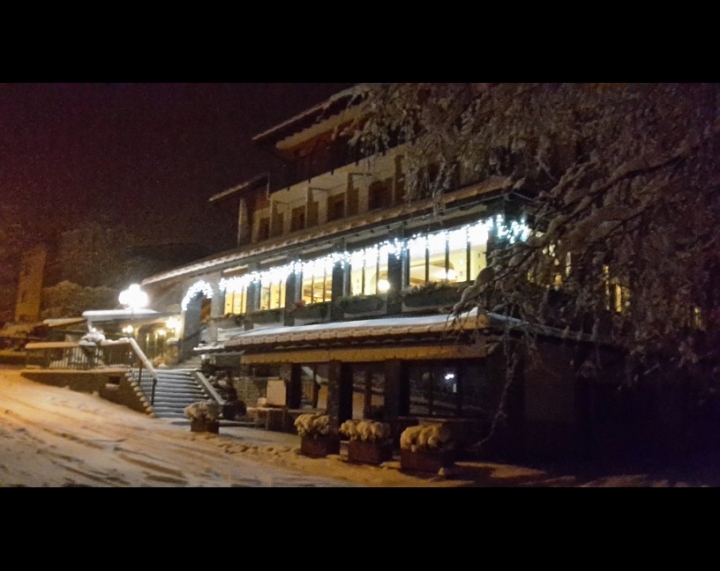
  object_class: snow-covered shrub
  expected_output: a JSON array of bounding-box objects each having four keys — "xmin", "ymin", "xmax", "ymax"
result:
[
  {"xmin": 294, "ymin": 413, "xmax": 335, "ymax": 438},
  {"xmin": 340, "ymin": 419, "xmax": 391, "ymax": 443},
  {"xmin": 399, "ymin": 424, "xmax": 453, "ymax": 452},
  {"xmin": 80, "ymin": 330, "xmax": 106, "ymax": 344},
  {"xmin": 184, "ymin": 400, "xmax": 220, "ymax": 422}
]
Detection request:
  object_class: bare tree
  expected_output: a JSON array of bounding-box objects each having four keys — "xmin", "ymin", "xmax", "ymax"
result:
[{"xmin": 348, "ymin": 83, "xmax": 720, "ymax": 448}]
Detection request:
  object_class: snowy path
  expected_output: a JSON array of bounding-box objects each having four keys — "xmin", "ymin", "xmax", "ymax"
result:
[
  {"xmin": 2, "ymin": 367, "xmax": 716, "ymax": 487},
  {"xmin": 0, "ymin": 368, "xmax": 351, "ymax": 487}
]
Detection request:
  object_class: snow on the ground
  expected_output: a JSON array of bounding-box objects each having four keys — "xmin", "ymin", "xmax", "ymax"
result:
[{"xmin": 0, "ymin": 367, "xmax": 715, "ymax": 487}]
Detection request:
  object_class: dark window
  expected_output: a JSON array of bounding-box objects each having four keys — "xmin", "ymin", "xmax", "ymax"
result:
[
  {"xmin": 291, "ymin": 206, "xmax": 306, "ymax": 232},
  {"xmin": 327, "ymin": 194, "xmax": 345, "ymax": 222},
  {"xmin": 307, "ymin": 201, "xmax": 319, "ymax": 227},
  {"xmin": 257, "ymin": 219, "xmax": 270, "ymax": 241},
  {"xmin": 368, "ymin": 180, "xmax": 392, "ymax": 210}
]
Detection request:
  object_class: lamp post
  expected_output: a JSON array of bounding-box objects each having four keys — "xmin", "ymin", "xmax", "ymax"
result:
[{"xmin": 119, "ymin": 284, "xmax": 148, "ymax": 312}]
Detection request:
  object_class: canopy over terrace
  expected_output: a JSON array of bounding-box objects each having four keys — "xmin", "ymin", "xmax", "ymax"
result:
[
  {"xmin": 196, "ymin": 310, "xmax": 504, "ymax": 431},
  {"xmin": 220, "ymin": 309, "xmax": 498, "ymax": 365}
]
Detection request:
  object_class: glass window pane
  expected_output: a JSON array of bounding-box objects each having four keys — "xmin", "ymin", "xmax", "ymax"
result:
[{"xmin": 408, "ymin": 238, "xmax": 427, "ymax": 287}]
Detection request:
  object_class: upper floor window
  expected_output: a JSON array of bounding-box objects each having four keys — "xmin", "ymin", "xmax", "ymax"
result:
[
  {"xmin": 407, "ymin": 226, "xmax": 487, "ymax": 288},
  {"xmin": 260, "ymin": 278, "xmax": 286, "ymax": 310},
  {"xmin": 301, "ymin": 260, "xmax": 333, "ymax": 304},
  {"xmin": 350, "ymin": 246, "xmax": 389, "ymax": 296},
  {"xmin": 224, "ymin": 286, "xmax": 248, "ymax": 316}
]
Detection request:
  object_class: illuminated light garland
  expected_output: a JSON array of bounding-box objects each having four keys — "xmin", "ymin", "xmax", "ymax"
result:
[
  {"xmin": 216, "ymin": 215, "xmax": 530, "ymax": 294},
  {"xmin": 181, "ymin": 279, "xmax": 215, "ymax": 311}
]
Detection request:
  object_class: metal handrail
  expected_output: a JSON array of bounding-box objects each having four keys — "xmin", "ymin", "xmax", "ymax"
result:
[
  {"xmin": 121, "ymin": 338, "xmax": 159, "ymax": 406},
  {"xmin": 193, "ymin": 370, "xmax": 224, "ymax": 404}
]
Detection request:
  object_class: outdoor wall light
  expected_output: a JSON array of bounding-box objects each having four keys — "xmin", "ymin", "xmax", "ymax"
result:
[{"xmin": 166, "ymin": 317, "xmax": 180, "ymax": 334}]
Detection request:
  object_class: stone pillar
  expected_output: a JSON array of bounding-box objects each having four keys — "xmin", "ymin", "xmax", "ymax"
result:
[{"xmin": 327, "ymin": 360, "xmax": 353, "ymax": 432}]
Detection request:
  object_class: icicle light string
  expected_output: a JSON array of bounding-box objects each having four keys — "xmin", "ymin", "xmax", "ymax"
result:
[{"xmin": 187, "ymin": 215, "xmax": 530, "ymax": 298}]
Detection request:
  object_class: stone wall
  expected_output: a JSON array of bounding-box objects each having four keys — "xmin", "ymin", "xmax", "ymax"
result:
[{"xmin": 20, "ymin": 369, "xmax": 151, "ymax": 415}]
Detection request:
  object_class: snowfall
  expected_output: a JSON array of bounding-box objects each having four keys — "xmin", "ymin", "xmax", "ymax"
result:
[{"xmin": 0, "ymin": 366, "xmax": 717, "ymax": 487}]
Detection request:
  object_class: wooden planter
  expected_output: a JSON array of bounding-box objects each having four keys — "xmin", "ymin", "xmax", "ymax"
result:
[
  {"xmin": 300, "ymin": 435, "xmax": 340, "ymax": 458},
  {"xmin": 249, "ymin": 308, "xmax": 283, "ymax": 325},
  {"xmin": 190, "ymin": 418, "xmax": 220, "ymax": 434},
  {"xmin": 402, "ymin": 287, "xmax": 462, "ymax": 308},
  {"xmin": 292, "ymin": 302, "xmax": 330, "ymax": 322},
  {"xmin": 338, "ymin": 295, "xmax": 386, "ymax": 316},
  {"xmin": 400, "ymin": 448, "xmax": 454, "ymax": 473},
  {"xmin": 347, "ymin": 440, "xmax": 394, "ymax": 465}
]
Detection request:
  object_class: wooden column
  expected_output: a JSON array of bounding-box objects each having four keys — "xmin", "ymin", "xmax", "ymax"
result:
[
  {"xmin": 330, "ymin": 260, "xmax": 345, "ymax": 321},
  {"xmin": 384, "ymin": 359, "xmax": 409, "ymax": 420},
  {"xmin": 327, "ymin": 360, "xmax": 353, "ymax": 432},
  {"xmin": 284, "ymin": 272, "xmax": 298, "ymax": 326},
  {"xmin": 285, "ymin": 364, "xmax": 303, "ymax": 409},
  {"xmin": 386, "ymin": 245, "xmax": 404, "ymax": 315}
]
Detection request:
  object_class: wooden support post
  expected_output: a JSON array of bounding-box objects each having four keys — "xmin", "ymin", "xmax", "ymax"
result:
[
  {"xmin": 327, "ymin": 360, "xmax": 353, "ymax": 432},
  {"xmin": 384, "ymin": 359, "xmax": 409, "ymax": 421}
]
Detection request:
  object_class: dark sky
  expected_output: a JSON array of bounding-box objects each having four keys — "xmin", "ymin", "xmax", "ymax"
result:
[{"xmin": 0, "ymin": 83, "xmax": 353, "ymax": 252}]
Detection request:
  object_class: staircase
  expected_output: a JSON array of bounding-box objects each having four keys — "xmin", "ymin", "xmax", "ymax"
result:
[{"xmin": 126, "ymin": 367, "xmax": 214, "ymax": 420}]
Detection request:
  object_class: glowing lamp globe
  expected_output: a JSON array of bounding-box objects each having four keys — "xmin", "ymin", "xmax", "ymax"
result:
[{"xmin": 119, "ymin": 284, "xmax": 148, "ymax": 310}]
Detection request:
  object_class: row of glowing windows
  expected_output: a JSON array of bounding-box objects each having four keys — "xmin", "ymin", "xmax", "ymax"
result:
[{"xmin": 224, "ymin": 239, "xmax": 488, "ymax": 314}]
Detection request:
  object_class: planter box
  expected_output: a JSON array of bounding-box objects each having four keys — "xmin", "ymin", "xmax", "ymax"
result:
[
  {"xmin": 292, "ymin": 302, "xmax": 330, "ymax": 322},
  {"xmin": 338, "ymin": 295, "xmax": 386, "ymax": 316},
  {"xmin": 347, "ymin": 440, "xmax": 394, "ymax": 465},
  {"xmin": 190, "ymin": 419, "xmax": 220, "ymax": 434},
  {"xmin": 400, "ymin": 449, "xmax": 454, "ymax": 473},
  {"xmin": 402, "ymin": 287, "xmax": 462, "ymax": 308},
  {"xmin": 249, "ymin": 308, "xmax": 283, "ymax": 325},
  {"xmin": 300, "ymin": 435, "xmax": 340, "ymax": 458}
]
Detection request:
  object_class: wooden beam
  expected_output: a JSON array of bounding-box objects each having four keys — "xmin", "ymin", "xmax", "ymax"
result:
[{"xmin": 240, "ymin": 342, "xmax": 494, "ymax": 365}]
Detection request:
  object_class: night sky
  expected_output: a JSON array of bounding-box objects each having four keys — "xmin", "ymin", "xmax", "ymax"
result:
[{"xmin": 0, "ymin": 83, "xmax": 353, "ymax": 252}]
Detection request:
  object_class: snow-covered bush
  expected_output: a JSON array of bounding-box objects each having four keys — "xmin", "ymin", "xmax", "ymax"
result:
[
  {"xmin": 399, "ymin": 424, "xmax": 453, "ymax": 452},
  {"xmin": 184, "ymin": 400, "xmax": 220, "ymax": 423},
  {"xmin": 294, "ymin": 413, "xmax": 335, "ymax": 438},
  {"xmin": 340, "ymin": 419, "xmax": 391, "ymax": 443}
]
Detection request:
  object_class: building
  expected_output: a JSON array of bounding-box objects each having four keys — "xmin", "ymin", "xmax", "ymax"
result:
[{"xmin": 137, "ymin": 88, "xmax": 608, "ymax": 459}]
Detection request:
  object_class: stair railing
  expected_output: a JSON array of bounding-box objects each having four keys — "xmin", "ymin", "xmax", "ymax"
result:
[
  {"xmin": 101, "ymin": 338, "xmax": 160, "ymax": 406},
  {"xmin": 193, "ymin": 370, "xmax": 224, "ymax": 404}
]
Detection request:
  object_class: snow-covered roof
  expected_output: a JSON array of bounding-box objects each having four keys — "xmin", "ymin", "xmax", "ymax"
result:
[
  {"xmin": 198, "ymin": 308, "xmax": 597, "ymax": 355},
  {"xmin": 142, "ymin": 176, "xmax": 513, "ymax": 286},
  {"xmin": 221, "ymin": 309, "xmax": 489, "ymax": 350},
  {"xmin": 82, "ymin": 309, "xmax": 159, "ymax": 321},
  {"xmin": 252, "ymin": 87, "xmax": 359, "ymax": 145},
  {"xmin": 208, "ymin": 173, "xmax": 269, "ymax": 204}
]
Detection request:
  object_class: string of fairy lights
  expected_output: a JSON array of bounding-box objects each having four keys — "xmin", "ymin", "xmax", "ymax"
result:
[{"xmin": 181, "ymin": 214, "xmax": 530, "ymax": 311}]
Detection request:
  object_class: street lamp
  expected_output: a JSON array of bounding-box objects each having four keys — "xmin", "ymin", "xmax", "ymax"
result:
[{"xmin": 119, "ymin": 284, "xmax": 148, "ymax": 310}]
